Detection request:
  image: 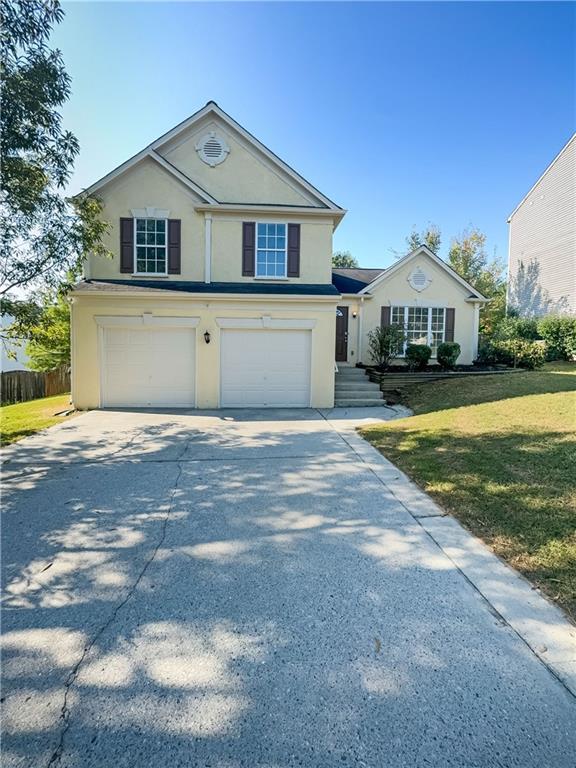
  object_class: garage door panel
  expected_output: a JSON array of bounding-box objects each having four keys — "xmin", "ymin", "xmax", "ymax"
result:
[
  {"xmin": 221, "ymin": 329, "xmax": 311, "ymax": 408},
  {"xmin": 101, "ymin": 327, "xmax": 195, "ymax": 407}
]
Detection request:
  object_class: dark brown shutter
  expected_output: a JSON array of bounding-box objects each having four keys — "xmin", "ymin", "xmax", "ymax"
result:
[
  {"xmin": 287, "ymin": 223, "xmax": 300, "ymax": 277},
  {"xmin": 381, "ymin": 306, "xmax": 391, "ymax": 327},
  {"xmin": 120, "ymin": 218, "xmax": 133, "ymax": 273},
  {"xmin": 445, "ymin": 308, "xmax": 455, "ymax": 341},
  {"xmin": 167, "ymin": 219, "xmax": 181, "ymax": 274},
  {"xmin": 242, "ymin": 222, "xmax": 255, "ymax": 276}
]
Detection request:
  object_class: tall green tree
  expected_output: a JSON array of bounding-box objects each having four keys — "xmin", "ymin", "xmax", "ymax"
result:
[
  {"xmin": 23, "ymin": 293, "xmax": 70, "ymax": 371},
  {"xmin": 405, "ymin": 224, "xmax": 441, "ymax": 255},
  {"xmin": 0, "ymin": 0, "xmax": 109, "ymax": 335},
  {"xmin": 332, "ymin": 251, "xmax": 359, "ymax": 268},
  {"xmin": 447, "ymin": 228, "xmax": 506, "ymax": 335}
]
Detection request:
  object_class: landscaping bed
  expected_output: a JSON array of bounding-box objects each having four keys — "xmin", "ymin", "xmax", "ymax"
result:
[{"xmin": 360, "ymin": 362, "xmax": 576, "ymax": 621}]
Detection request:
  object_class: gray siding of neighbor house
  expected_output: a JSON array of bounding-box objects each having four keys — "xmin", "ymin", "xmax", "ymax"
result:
[{"xmin": 508, "ymin": 134, "xmax": 576, "ymax": 316}]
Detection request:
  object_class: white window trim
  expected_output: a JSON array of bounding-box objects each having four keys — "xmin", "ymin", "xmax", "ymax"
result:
[
  {"xmin": 391, "ymin": 306, "xmax": 446, "ymax": 357},
  {"xmin": 130, "ymin": 207, "xmax": 170, "ymax": 219},
  {"xmin": 133, "ymin": 217, "xmax": 168, "ymax": 277},
  {"xmin": 254, "ymin": 222, "xmax": 288, "ymax": 279}
]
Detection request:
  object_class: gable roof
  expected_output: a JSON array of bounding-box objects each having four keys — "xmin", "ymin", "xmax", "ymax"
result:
[
  {"xmin": 331, "ymin": 268, "xmax": 386, "ymax": 294},
  {"xmin": 79, "ymin": 101, "xmax": 343, "ymax": 212},
  {"xmin": 508, "ymin": 133, "xmax": 576, "ymax": 222},
  {"xmin": 358, "ymin": 245, "xmax": 489, "ymax": 301}
]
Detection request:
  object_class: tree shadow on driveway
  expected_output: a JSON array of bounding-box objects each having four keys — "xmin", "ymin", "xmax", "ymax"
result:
[{"xmin": 2, "ymin": 410, "xmax": 576, "ymax": 768}]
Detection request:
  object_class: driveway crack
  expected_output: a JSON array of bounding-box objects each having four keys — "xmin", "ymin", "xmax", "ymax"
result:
[{"xmin": 45, "ymin": 460, "xmax": 185, "ymax": 767}]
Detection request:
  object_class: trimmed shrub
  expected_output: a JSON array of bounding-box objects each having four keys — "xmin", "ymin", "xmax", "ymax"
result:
[
  {"xmin": 478, "ymin": 339, "xmax": 545, "ymax": 369},
  {"xmin": 367, "ymin": 324, "xmax": 405, "ymax": 368},
  {"xmin": 537, "ymin": 315, "xmax": 576, "ymax": 360},
  {"xmin": 405, "ymin": 343, "xmax": 431, "ymax": 371},
  {"xmin": 437, "ymin": 341, "xmax": 461, "ymax": 370},
  {"xmin": 494, "ymin": 316, "xmax": 540, "ymax": 341}
]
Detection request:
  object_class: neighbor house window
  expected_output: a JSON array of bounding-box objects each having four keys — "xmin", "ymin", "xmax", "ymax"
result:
[
  {"xmin": 392, "ymin": 306, "xmax": 446, "ymax": 356},
  {"xmin": 256, "ymin": 223, "xmax": 286, "ymax": 277},
  {"xmin": 135, "ymin": 218, "xmax": 167, "ymax": 274}
]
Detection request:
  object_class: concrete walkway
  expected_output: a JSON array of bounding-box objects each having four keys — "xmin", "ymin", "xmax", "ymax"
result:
[{"xmin": 2, "ymin": 408, "xmax": 575, "ymax": 768}]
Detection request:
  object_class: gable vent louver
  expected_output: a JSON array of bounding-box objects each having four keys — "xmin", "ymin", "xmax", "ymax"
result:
[
  {"xmin": 196, "ymin": 131, "xmax": 230, "ymax": 167},
  {"xmin": 408, "ymin": 266, "xmax": 431, "ymax": 292}
]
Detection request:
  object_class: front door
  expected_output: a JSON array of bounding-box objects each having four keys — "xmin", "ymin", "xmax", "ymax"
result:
[{"xmin": 335, "ymin": 306, "xmax": 349, "ymax": 362}]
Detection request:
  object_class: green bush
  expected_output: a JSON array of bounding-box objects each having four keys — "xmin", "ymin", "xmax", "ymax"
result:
[
  {"xmin": 537, "ymin": 315, "xmax": 576, "ymax": 360},
  {"xmin": 405, "ymin": 343, "xmax": 431, "ymax": 371},
  {"xmin": 478, "ymin": 339, "xmax": 545, "ymax": 369},
  {"xmin": 367, "ymin": 324, "xmax": 405, "ymax": 368},
  {"xmin": 437, "ymin": 341, "xmax": 461, "ymax": 370},
  {"xmin": 494, "ymin": 316, "xmax": 540, "ymax": 341}
]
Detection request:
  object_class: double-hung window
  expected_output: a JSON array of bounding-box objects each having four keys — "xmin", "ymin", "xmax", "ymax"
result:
[
  {"xmin": 135, "ymin": 218, "xmax": 167, "ymax": 274},
  {"xmin": 391, "ymin": 306, "xmax": 446, "ymax": 356},
  {"xmin": 256, "ymin": 223, "xmax": 286, "ymax": 278}
]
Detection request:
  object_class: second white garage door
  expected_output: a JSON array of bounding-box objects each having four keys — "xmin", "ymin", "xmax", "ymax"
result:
[
  {"xmin": 220, "ymin": 329, "xmax": 311, "ymax": 407},
  {"xmin": 101, "ymin": 327, "xmax": 195, "ymax": 407}
]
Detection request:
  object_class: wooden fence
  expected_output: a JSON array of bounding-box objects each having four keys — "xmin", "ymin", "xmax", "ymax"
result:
[{"xmin": 1, "ymin": 365, "xmax": 70, "ymax": 405}]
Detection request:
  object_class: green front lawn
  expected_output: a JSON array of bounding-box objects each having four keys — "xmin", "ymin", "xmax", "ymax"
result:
[
  {"xmin": 1, "ymin": 394, "xmax": 75, "ymax": 446},
  {"xmin": 361, "ymin": 363, "xmax": 576, "ymax": 621}
]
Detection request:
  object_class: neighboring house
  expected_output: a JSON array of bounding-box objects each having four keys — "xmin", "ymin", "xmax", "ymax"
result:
[
  {"xmin": 507, "ymin": 133, "xmax": 576, "ymax": 316},
  {"xmin": 332, "ymin": 247, "xmax": 487, "ymax": 367},
  {"xmin": 71, "ymin": 102, "xmax": 486, "ymax": 410}
]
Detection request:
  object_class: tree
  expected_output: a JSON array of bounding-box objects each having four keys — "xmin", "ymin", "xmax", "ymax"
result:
[
  {"xmin": 405, "ymin": 224, "xmax": 441, "ymax": 255},
  {"xmin": 24, "ymin": 293, "xmax": 70, "ymax": 371},
  {"xmin": 447, "ymin": 228, "xmax": 506, "ymax": 335},
  {"xmin": 332, "ymin": 251, "xmax": 358, "ymax": 268},
  {"xmin": 1, "ymin": 0, "xmax": 110, "ymax": 335}
]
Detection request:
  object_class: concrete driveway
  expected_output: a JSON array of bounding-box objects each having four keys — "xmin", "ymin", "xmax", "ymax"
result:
[{"xmin": 2, "ymin": 408, "xmax": 575, "ymax": 768}]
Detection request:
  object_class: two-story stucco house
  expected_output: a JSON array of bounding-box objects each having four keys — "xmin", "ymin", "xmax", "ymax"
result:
[
  {"xmin": 71, "ymin": 102, "xmax": 487, "ymax": 410},
  {"xmin": 507, "ymin": 133, "xmax": 576, "ymax": 316}
]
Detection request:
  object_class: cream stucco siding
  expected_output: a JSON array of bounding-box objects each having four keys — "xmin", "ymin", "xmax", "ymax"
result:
[
  {"xmin": 211, "ymin": 214, "xmax": 334, "ymax": 284},
  {"xmin": 159, "ymin": 119, "xmax": 317, "ymax": 207},
  {"xmin": 85, "ymin": 157, "xmax": 206, "ymax": 282},
  {"xmin": 71, "ymin": 295, "xmax": 337, "ymax": 410},
  {"xmin": 337, "ymin": 254, "xmax": 482, "ymax": 366},
  {"xmin": 84, "ymin": 158, "xmax": 335, "ymax": 286}
]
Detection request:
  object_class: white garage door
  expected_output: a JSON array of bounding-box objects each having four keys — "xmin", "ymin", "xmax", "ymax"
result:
[
  {"xmin": 101, "ymin": 327, "xmax": 195, "ymax": 407},
  {"xmin": 220, "ymin": 329, "xmax": 311, "ymax": 407}
]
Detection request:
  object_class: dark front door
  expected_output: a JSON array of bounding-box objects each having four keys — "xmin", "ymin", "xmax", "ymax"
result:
[{"xmin": 335, "ymin": 306, "xmax": 349, "ymax": 362}]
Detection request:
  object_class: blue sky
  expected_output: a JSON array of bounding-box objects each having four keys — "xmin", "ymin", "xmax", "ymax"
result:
[{"xmin": 55, "ymin": 1, "xmax": 575, "ymax": 268}]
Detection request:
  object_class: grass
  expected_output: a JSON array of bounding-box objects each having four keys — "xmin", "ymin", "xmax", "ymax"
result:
[
  {"xmin": 360, "ymin": 362, "xmax": 576, "ymax": 621},
  {"xmin": 0, "ymin": 394, "xmax": 75, "ymax": 446}
]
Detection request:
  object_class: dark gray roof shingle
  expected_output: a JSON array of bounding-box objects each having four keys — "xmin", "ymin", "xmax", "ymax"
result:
[
  {"xmin": 331, "ymin": 268, "xmax": 385, "ymax": 294},
  {"xmin": 74, "ymin": 280, "xmax": 340, "ymax": 296}
]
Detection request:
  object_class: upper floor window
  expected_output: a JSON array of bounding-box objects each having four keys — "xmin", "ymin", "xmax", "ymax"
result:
[
  {"xmin": 135, "ymin": 218, "xmax": 167, "ymax": 274},
  {"xmin": 256, "ymin": 223, "xmax": 286, "ymax": 278},
  {"xmin": 391, "ymin": 306, "xmax": 446, "ymax": 356}
]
